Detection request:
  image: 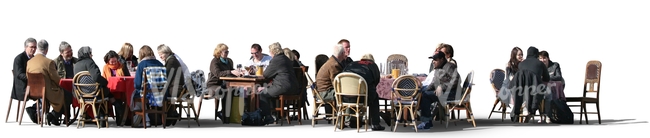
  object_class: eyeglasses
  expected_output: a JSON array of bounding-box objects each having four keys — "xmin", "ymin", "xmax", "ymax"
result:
[{"xmin": 224, "ymin": 51, "xmax": 229, "ymax": 54}]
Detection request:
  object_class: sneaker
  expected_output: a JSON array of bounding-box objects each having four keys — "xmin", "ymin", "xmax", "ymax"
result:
[{"xmin": 415, "ymin": 121, "xmax": 433, "ymax": 130}]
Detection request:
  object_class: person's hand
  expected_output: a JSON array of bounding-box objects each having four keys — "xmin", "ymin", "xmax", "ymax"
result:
[
  {"xmin": 257, "ymin": 87, "xmax": 265, "ymax": 92},
  {"xmin": 231, "ymin": 70, "xmax": 242, "ymax": 77},
  {"xmin": 383, "ymin": 75, "xmax": 392, "ymax": 79},
  {"xmin": 435, "ymin": 86, "xmax": 443, "ymax": 97}
]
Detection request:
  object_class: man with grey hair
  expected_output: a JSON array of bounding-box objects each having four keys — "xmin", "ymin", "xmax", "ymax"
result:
[
  {"xmin": 315, "ymin": 44, "xmax": 348, "ymax": 123},
  {"xmin": 26, "ymin": 39, "xmax": 74, "ymax": 126},
  {"xmin": 13, "ymin": 37, "xmax": 37, "ymax": 123},
  {"xmin": 53, "ymin": 41, "xmax": 78, "ymax": 79},
  {"xmin": 255, "ymin": 42, "xmax": 300, "ymax": 124}
]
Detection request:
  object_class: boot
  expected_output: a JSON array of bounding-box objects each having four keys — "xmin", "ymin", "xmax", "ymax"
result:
[{"xmin": 112, "ymin": 101, "xmax": 125, "ymax": 126}]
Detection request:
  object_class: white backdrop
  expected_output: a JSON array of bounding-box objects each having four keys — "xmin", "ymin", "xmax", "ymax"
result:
[{"xmin": 1, "ymin": 0, "xmax": 647, "ymax": 136}]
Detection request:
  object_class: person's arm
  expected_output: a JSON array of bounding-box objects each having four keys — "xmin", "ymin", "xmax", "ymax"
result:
[
  {"xmin": 540, "ymin": 63, "xmax": 550, "ymax": 82},
  {"xmin": 48, "ymin": 61, "xmax": 61, "ymax": 85},
  {"xmin": 549, "ymin": 63, "xmax": 563, "ymax": 81},
  {"xmin": 209, "ymin": 58, "xmax": 233, "ymax": 77},
  {"xmin": 263, "ymin": 57, "xmax": 280, "ymax": 80},
  {"xmin": 121, "ymin": 64, "xmax": 131, "ymax": 76},
  {"xmin": 371, "ymin": 63, "xmax": 381, "ymax": 87},
  {"xmin": 433, "ymin": 63, "xmax": 459, "ymax": 92},
  {"xmin": 13, "ymin": 56, "xmax": 27, "ymax": 81},
  {"xmin": 134, "ymin": 64, "xmax": 144, "ymax": 90},
  {"xmin": 88, "ymin": 61, "xmax": 108, "ymax": 86}
]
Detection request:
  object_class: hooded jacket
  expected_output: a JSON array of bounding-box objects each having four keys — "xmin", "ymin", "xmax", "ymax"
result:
[{"xmin": 517, "ymin": 47, "xmax": 550, "ymax": 85}]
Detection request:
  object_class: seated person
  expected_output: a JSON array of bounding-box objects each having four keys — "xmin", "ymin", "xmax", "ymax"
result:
[
  {"xmin": 132, "ymin": 45, "xmax": 166, "ymax": 127},
  {"xmin": 539, "ymin": 50, "xmax": 564, "ymax": 123},
  {"xmin": 257, "ymin": 42, "xmax": 299, "ymax": 124},
  {"xmin": 417, "ymin": 52, "xmax": 461, "ymax": 130},
  {"xmin": 316, "ymin": 44, "xmax": 348, "ymax": 102},
  {"xmin": 13, "ymin": 38, "xmax": 36, "ymax": 123},
  {"xmin": 205, "ymin": 43, "xmax": 242, "ymax": 121},
  {"xmin": 499, "ymin": 47, "xmax": 524, "ymax": 106},
  {"xmin": 438, "ymin": 43, "xmax": 457, "ymax": 65},
  {"xmin": 511, "ymin": 47, "xmax": 549, "ymax": 122},
  {"xmin": 117, "ymin": 43, "xmax": 138, "ymax": 71},
  {"xmin": 74, "ymin": 46, "xmax": 125, "ymax": 127},
  {"xmin": 246, "ymin": 43, "xmax": 272, "ymax": 74},
  {"xmin": 283, "ymin": 48, "xmax": 301, "ymax": 67},
  {"xmin": 157, "ymin": 44, "xmax": 187, "ymax": 98},
  {"xmin": 291, "ymin": 49, "xmax": 305, "ymax": 66},
  {"xmin": 340, "ymin": 54, "xmax": 385, "ymax": 130},
  {"xmin": 26, "ymin": 39, "xmax": 74, "ymax": 126},
  {"xmin": 53, "ymin": 41, "xmax": 78, "ymax": 79},
  {"xmin": 102, "ymin": 50, "xmax": 131, "ymax": 78}
]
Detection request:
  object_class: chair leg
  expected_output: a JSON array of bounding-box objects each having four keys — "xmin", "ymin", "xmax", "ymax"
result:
[
  {"xmin": 16, "ymin": 101, "xmax": 21, "ymax": 122},
  {"xmin": 393, "ymin": 107, "xmax": 402, "ymax": 132},
  {"xmin": 6, "ymin": 99, "xmax": 12, "ymax": 123},
  {"xmin": 488, "ymin": 99, "xmax": 499, "ymax": 119},
  {"xmin": 596, "ymin": 102, "xmax": 601, "ymax": 124},
  {"xmin": 583, "ymin": 101, "xmax": 589, "ymax": 124},
  {"xmin": 311, "ymin": 102, "xmax": 320, "ymax": 127},
  {"xmin": 501, "ymin": 104, "xmax": 507, "ymax": 122},
  {"xmin": 191, "ymin": 103, "xmax": 200, "ymax": 126},
  {"xmin": 214, "ymin": 99, "xmax": 219, "ymax": 120},
  {"xmin": 197, "ymin": 97, "xmax": 203, "ymax": 118}
]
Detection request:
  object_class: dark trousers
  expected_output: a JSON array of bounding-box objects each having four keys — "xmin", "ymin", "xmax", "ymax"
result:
[
  {"xmin": 419, "ymin": 90, "xmax": 445, "ymax": 122},
  {"xmin": 258, "ymin": 92, "xmax": 276, "ymax": 117},
  {"xmin": 342, "ymin": 91, "xmax": 381, "ymax": 125},
  {"xmin": 511, "ymin": 90, "xmax": 545, "ymax": 118}
]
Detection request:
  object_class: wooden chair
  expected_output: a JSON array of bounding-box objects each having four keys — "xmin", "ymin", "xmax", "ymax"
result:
[
  {"xmin": 132, "ymin": 67, "xmax": 168, "ymax": 129},
  {"xmin": 307, "ymin": 69, "xmax": 337, "ymax": 127},
  {"xmin": 164, "ymin": 68, "xmax": 200, "ymax": 127},
  {"xmin": 6, "ymin": 70, "xmax": 22, "ymax": 123},
  {"xmin": 444, "ymin": 71, "xmax": 476, "ymax": 128},
  {"xmin": 332, "ymin": 72, "xmax": 369, "ymax": 133},
  {"xmin": 72, "ymin": 71, "xmax": 109, "ymax": 128},
  {"xmin": 487, "ymin": 69, "xmax": 509, "ymax": 121},
  {"xmin": 391, "ymin": 75, "xmax": 421, "ymax": 132},
  {"xmin": 196, "ymin": 72, "xmax": 221, "ymax": 122},
  {"xmin": 274, "ymin": 67, "xmax": 308, "ymax": 125},
  {"xmin": 566, "ymin": 60, "xmax": 602, "ymax": 124},
  {"xmin": 18, "ymin": 73, "xmax": 47, "ymax": 127}
]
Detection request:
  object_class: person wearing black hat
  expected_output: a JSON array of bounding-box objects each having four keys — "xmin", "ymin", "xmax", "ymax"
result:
[{"xmin": 417, "ymin": 52, "xmax": 461, "ymax": 130}]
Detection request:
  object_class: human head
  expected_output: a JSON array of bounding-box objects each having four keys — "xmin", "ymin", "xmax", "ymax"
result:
[
  {"xmin": 439, "ymin": 43, "xmax": 454, "ymax": 59},
  {"xmin": 432, "ymin": 52, "xmax": 447, "ymax": 69},
  {"xmin": 138, "ymin": 45, "xmax": 155, "ymax": 60},
  {"xmin": 214, "ymin": 43, "xmax": 229, "ymax": 58},
  {"xmin": 157, "ymin": 44, "xmax": 173, "ymax": 62},
  {"xmin": 268, "ymin": 42, "xmax": 283, "ymax": 58},
  {"xmin": 511, "ymin": 47, "xmax": 524, "ymax": 62},
  {"xmin": 526, "ymin": 46, "xmax": 539, "ymax": 59},
  {"xmin": 78, "ymin": 46, "xmax": 93, "ymax": 59},
  {"xmin": 24, "ymin": 37, "xmax": 37, "ymax": 57},
  {"xmin": 104, "ymin": 50, "xmax": 120, "ymax": 65},
  {"xmin": 36, "ymin": 39, "xmax": 49, "ymax": 55},
  {"xmin": 332, "ymin": 44, "xmax": 346, "ymax": 61},
  {"xmin": 291, "ymin": 49, "xmax": 300, "ymax": 60},
  {"xmin": 251, "ymin": 43, "xmax": 263, "ymax": 60},
  {"xmin": 538, "ymin": 50, "xmax": 550, "ymax": 67},
  {"xmin": 338, "ymin": 39, "xmax": 350, "ymax": 57},
  {"xmin": 360, "ymin": 53, "xmax": 375, "ymax": 62},
  {"xmin": 59, "ymin": 41, "xmax": 74, "ymax": 61},
  {"xmin": 118, "ymin": 43, "xmax": 134, "ymax": 59},
  {"xmin": 283, "ymin": 48, "xmax": 296, "ymax": 61}
]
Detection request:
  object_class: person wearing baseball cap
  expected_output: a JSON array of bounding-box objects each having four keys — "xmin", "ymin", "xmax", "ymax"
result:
[{"xmin": 417, "ymin": 51, "xmax": 461, "ymax": 130}]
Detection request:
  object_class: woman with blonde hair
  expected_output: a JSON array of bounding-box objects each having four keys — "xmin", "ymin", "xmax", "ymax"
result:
[
  {"xmin": 118, "ymin": 43, "xmax": 139, "ymax": 71},
  {"xmin": 205, "ymin": 43, "xmax": 242, "ymax": 122},
  {"xmin": 102, "ymin": 50, "xmax": 131, "ymax": 78}
]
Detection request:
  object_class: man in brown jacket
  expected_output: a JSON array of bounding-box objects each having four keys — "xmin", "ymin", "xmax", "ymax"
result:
[
  {"xmin": 26, "ymin": 39, "xmax": 73, "ymax": 126},
  {"xmin": 315, "ymin": 44, "xmax": 348, "ymax": 102}
]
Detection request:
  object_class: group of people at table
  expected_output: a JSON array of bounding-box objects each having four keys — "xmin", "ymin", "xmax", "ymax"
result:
[{"xmin": 10, "ymin": 37, "xmax": 565, "ymax": 130}]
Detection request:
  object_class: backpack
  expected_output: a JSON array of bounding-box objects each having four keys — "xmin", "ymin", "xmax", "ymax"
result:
[
  {"xmin": 190, "ymin": 70, "xmax": 206, "ymax": 97},
  {"xmin": 549, "ymin": 99, "xmax": 574, "ymax": 124},
  {"xmin": 241, "ymin": 109, "xmax": 266, "ymax": 126}
]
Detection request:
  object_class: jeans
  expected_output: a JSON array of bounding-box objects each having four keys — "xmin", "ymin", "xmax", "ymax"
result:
[{"xmin": 419, "ymin": 90, "xmax": 442, "ymax": 122}]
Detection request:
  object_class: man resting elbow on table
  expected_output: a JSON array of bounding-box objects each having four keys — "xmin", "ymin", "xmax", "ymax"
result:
[{"xmin": 74, "ymin": 46, "xmax": 125, "ymax": 127}]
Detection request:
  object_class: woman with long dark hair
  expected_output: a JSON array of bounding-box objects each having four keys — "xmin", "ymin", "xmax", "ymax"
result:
[{"xmin": 499, "ymin": 47, "xmax": 524, "ymax": 105}]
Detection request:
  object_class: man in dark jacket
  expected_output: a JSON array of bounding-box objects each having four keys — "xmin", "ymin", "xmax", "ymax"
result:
[
  {"xmin": 510, "ymin": 46, "xmax": 550, "ymax": 122},
  {"xmin": 417, "ymin": 52, "xmax": 461, "ymax": 130},
  {"xmin": 13, "ymin": 38, "xmax": 37, "ymax": 123},
  {"xmin": 74, "ymin": 46, "xmax": 125, "ymax": 126},
  {"xmin": 258, "ymin": 42, "xmax": 299, "ymax": 124},
  {"xmin": 340, "ymin": 54, "xmax": 385, "ymax": 131}
]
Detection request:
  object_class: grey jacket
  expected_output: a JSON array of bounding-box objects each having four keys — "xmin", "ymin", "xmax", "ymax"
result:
[{"xmin": 547, "ymin": 62, "xmax": 564, "ymax": 84}]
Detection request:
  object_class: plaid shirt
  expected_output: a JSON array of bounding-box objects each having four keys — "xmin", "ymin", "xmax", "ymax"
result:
[{"xmin": 140, "ymin": 67, "xmax": 167, "ymax": 107}]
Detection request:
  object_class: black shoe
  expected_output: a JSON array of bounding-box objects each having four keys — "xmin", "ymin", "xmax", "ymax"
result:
[
  {"xmin": 349, "ymin": 121, "xmax": 365, "ymax": 128},
  {"xmin": 26, "ymin": 106, "xmax": 38, "ymax": 124},
  {"xmin": 371, "ymin": 125, "xmax": 386, "ymax": 131},
  {"xmin": 263, "ymin": 115, "xmax": 275, "ymax": 125},
  {"xmin": 47, "ymin": 112, "xmax": 61, "ymax": 126}
]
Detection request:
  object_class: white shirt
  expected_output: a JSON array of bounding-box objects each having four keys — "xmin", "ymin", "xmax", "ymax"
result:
[
  {"xmin": 246, "ymin": 55, "xmax": 272, "ymax": 70},
  {"xmin": 421, "ymin": 69, "xmax": 437, "ymax": 87}
]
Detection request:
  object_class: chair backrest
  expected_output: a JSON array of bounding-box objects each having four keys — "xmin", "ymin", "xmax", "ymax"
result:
[
  {"xmin": 294, "ymin": 66, "xmax": 308, "ymax": 95},
  {"xmin": 584, "ymin": 60, "xmax": 602, "ymax": 96},
  {"xmin": 490, "ymin": 69, "xmax": 506, "ymax": 94},
  {"xmin": 458, "ymin": 70, "xmax": 475, "ymax": 103},
  {"xmin": 72, "ymin": 71, "xmax": 101, "ymax": 98},
  {"xmin": 314, "ymin": 54, "xmax": 329, "ymax": 77},
  {"xmin": 386, "ymin": 54, "xmax": 408, "ymax": 76},
  {"xmin": 333, "ymin": 72, "xmax": 367, "ymax": 105},
  {"xmin": 26, "ymin": 73, "xmax": 46, "ymax": 99},
  {"xmin": 142, "ymin": 67, "xmax": 168, "ymax": 107},
  {"xmin": 391, "ymin": 75, "xmax": 421, "ymax": 100},
  {"xmin": 304, "ymin": 69, "xmax": 324, "ymax": 101}
]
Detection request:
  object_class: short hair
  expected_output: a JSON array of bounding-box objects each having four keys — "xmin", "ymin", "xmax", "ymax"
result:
[
  {"xmin": 251, "ymin": 43, "xmax": 262, "ymax": 51},
  {"xmin": 24, "ymin": 37, "xmax": 37, "ymax": 48},
  {"xmin": 539, "ymin": 50, "xmax": 549, "ymax": 59},
  {"xmin": 37, "ymin": 39, "xmax": 49, "ymax": 52},
  {"xmin": 283, "ymin": 48, "xmax": 296, "ymax": 61},
  {"xmin": 441, "ymin": 44, "xmax": 454, "ymax": 57},
  {"xmin": 291, "ymin": 49, "xmax": 300, "ymax": 59},
  {"xmin": 59, "ymin": 41, "xmax": 72, "ymax": 53},
  {"xmin": 360, "ymin": 53, "xmax": 375, "ymax": 61},
  {"xmin": 138, "ymin": 45, "xmax": 155, "ymax": 60},
  {"xmin": 213, "ymin": 43, "xmax": 229, "ymax": 58},
  {"xmin": 337, "ymin": 39, "xmax": 350, "ymax": 45},
  {"xmin": 118, "ymin": 43, "xmax": 134, "ymax": 59},
  {"xmin": 332, "ymin": 44, "xmax": 345, "ymax": 57},
  {"xmin": 157, "ymin": 44, "xmax": 173, "ymax": 56},
  {"xmin": 104, "ymin": 50, "xmax": 120, "ymax": 64},
  {"xmin": 268, "ymin": 42, "xmax": 283, "ymax": 56}
]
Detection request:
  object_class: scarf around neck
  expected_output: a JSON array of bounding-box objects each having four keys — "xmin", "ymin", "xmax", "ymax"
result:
[{"xmin": 103, "ymin": 63, "xmax": 124, "ymax": 78}]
